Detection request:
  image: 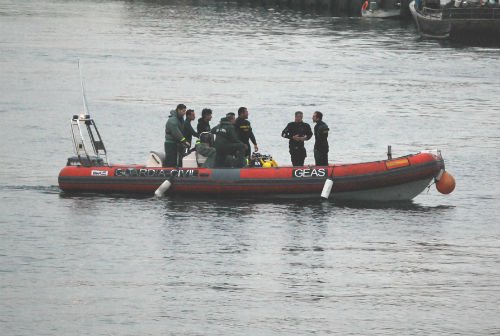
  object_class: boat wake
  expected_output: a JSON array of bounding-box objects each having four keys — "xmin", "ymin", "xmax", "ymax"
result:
[{"xmin": 1, "ymin": 184, "xmax": 61, "ymax": 194}]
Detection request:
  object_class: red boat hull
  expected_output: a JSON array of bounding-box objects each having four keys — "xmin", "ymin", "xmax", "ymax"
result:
[{"xmin": 58, "ymin": 152, "xmax": 444, "ymax": 201}]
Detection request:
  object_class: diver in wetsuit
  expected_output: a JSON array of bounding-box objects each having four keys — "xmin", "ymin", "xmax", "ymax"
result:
[
  {"xmin": 312, "ymin": 111, "xmax": 329, "ymax": 166},
  {"xmin": 281, "ymin": 111, "xmax": 312, "ymax": 166},
  {"xmin": 234, "ymin": 107, "xmax": 258, "ymax": 157}
]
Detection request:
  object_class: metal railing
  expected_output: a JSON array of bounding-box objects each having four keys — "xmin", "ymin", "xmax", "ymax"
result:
[
  {"xmin": 443, "ymin": 6, "xmax": 500, "ymax": 19},
  {"xmin": 422, "ymin": 5, "xmax": 500, "ymax": 19}
]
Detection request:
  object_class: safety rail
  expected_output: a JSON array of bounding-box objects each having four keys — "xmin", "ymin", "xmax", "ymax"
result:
[
  {"xmin": 422, "ymin": 6, "xmax": 500, "ymax": 19},
  {"xmin": 70, "ymin": 114, "xmax": 109, "ymax": 167},
  {"xmin": 443, "ymin": 6, "xmax": 500, "ymax": 19},
  {"xmin": 421, "ymin": 6, "xmax": 445, "ymax": 17}
]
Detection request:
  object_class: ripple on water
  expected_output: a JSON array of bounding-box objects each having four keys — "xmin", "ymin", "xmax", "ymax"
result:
[{"xmin": 0, "ymin": 0, "xmax": 499, "ymax": 335}]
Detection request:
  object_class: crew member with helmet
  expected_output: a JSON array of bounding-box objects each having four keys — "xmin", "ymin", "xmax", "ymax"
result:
[
  {"xmin": 312, "ymin": 111, "xmax": 329, "ymax": 166},
  {"xmin": 195, "ymin": 132, "xmax": 216, "ymax": 168},
  {"xmin": 164, "ymin": 104, "xmax": 189, "ymax": 167},
  {"xmin": 281, "ymin": 111, "xmax": 313, "ymax": 166}
]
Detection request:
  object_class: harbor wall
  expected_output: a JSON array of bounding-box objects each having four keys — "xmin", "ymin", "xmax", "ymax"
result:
[{"xmin": 235, "ymin": 0, "xmax": 365, "ymax": 16}]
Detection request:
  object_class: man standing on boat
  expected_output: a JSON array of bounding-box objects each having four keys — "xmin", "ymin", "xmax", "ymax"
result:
[
  {"xmin": 164, "ymin": 104, "xmax": 189, "ymax": 167},
  {"xmin": 312, "ymin": 111, "xmax": 329, "ymax": 166},
  {"xmin": 213, "ymin": 113, "xmax": 246, "ymax": 168},
  {"xmin": 197, "ymin": 108, "xmax": 212, "ymax": 134},
  {"xmin": 234, "ymin": 107, "xmax": 258, "ymax": 157},
  {"xmin": 183, "ymin": 109, "xmax": 199, "ymax": 152},
  {"xmin": 281, "ymin": 111, "xmax": 312, "ymax": 166}
]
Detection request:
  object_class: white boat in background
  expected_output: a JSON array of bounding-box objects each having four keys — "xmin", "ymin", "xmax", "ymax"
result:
[{"xmin": 361, "ymin": 0, "xmax": 402, "ymax": 18}]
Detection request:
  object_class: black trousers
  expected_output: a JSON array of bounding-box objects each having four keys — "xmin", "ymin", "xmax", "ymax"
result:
[
  {"xmin": 238, "ymin": 141, "xmax": 248, "ymax": 157},
  {"xmin": 314, "ymin": 149, "xmax": 328, "ymax": 166},
  {"xmin": 215, "ymin": 143, "xmax": 246, "ymax": 168},
  {"xmin": 290, "ymin": 147, "xmax": 306, "ymax": 167},
  {"xmin": 164, "ymin": 142, "xmax": 183, "ymax": 167}
]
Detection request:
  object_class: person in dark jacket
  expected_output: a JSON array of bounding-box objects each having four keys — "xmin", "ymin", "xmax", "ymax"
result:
[
  {"xmin": 195, "ymin": 132, "xmax": 216, "ymax": 168},
  {"xmin": 312, "ymin": 111, "xmax": 329, "ymax": 166},
  {"xmin": 281, "ymin": 111, "xmax": 313, "ymax": 166},
  {"xmin": 164, "ymin": 104, "xmax": 189, "ymax": 167},
  {"xmin": 213, "ymin": 113, "xmax": 246, "ymax": 168},
  {"xmin": 183, "ymin": 109, "xmax": 199, "ymax": 151},
  {"xmin": 197, "ymin": 108, "xmax": 212, "ymax": 134},
  {"xmin": 234, "ymin": 107, "xmax": 258, "ymax": 157},
  {"xmin": 210, "ymin": 112, "xmax": 235, "ymax": 134}
]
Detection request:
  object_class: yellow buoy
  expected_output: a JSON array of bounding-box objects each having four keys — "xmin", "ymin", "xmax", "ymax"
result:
[{"xmin": 436, "ymin": 171, "xmax": 456, "ymax": 194}]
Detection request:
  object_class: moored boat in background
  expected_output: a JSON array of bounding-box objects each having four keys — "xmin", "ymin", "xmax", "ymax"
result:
[
  {"xmin": 409, "ymin": 0, "xmax": 500, "ymax": 42},
  {"xmin": 361, "ymin": 0, "xmax": 403, "ymax": 18}
]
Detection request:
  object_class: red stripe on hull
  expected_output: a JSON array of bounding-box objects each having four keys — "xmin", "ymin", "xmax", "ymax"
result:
[{"xmin": 58, "ymin": 152, "xmax": 444, "ymax": 200}]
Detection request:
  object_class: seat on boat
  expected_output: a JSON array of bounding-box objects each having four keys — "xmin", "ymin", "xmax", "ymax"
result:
[
  {"xmin": 146, "ymin": 151, "xmax": 165, "ymax": 167},
  {"xmin": 146, "ymin": 150, "xmax": 207, "ymax": 168},
  {"xmin": 183, "ymin": 151, "xmax": 198, "ymax": 168}
]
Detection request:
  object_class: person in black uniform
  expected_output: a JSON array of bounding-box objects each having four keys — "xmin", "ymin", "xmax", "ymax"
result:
[
  {"xmin": 281, "ymin": 111, "xmax": 312, "ymax": 166},
  {"xmin": 197, "ymin": 108, "xmax": 212, "ymax": 134},
  {"xmin": 234, "ymin": 107, "xmax": 258, "ymax": 157},
  {"xmin": 213, "ymin": 113, "xmax": 246, "ymax": 168},
  {"xmin": 312, "ymin": 111, "xmax": 329, "ymax": 166},
  {"xmin": 183, "ymin": 109, "xmax": 199, "ymax": 152}
]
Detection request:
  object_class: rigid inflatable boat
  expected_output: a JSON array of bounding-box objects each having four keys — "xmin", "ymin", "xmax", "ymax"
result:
[{"xmin": 58, "ymin": 115, "xmax": 455, "ymax": 201}]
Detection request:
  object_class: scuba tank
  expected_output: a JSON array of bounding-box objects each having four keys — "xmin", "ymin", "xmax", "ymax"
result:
[{"xmin": 250, "ymin": 152, "xmax": 278, "ymax": 168}]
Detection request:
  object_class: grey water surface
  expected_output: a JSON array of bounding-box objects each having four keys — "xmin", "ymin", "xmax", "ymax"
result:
[{"xmin": 0, "ymin": 0, "xmax": 499, "ymax": 335}]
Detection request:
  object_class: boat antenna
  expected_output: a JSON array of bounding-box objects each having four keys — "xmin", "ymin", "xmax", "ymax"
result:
[{"xmin": 78, "ymin": 58, "xmax": 90, "ymax": 115}]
